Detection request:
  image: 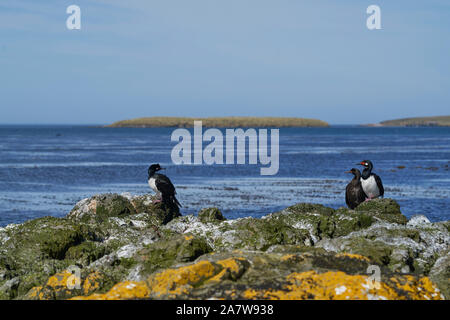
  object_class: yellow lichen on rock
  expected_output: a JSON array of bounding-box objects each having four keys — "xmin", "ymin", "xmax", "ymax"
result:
[
  {"xmin": 68, "ymin": 258, "xmax": 444, "ymax": 300},
  {"xmin": 389, "ymin": 276, "xmax": 444, "ymax": 300},
  {"xmin": 243, "ymin": 271, "xmax": 443, "ymax": 300},
  {"xmin": 72, "ymin": 281, "xmax": 150, "ymax": 300},
  {"xmin": 72, "ymin": 260, "xmax": 220, "ymax": 300},
  {"xmin": 46, "ymin": 270, "xmax": 79, "ymax": 289},
  {"xmin": 206, "ymin": 269, "xmax": 227, "ymax": 282},
  {"xmin": 217, "ymin": 258, "xmax": 245, "ymax": 275},
  {"xmin": 183, "ymin": 235, "xmax": 194, "ymax": 241},
  {"xmin": 148, "ymin": 260, "xmax": 219, "ymax": 298},
  {"xmin": 244, "ymin": 271, "xmax": 390, "ymax": 300},
  {"xmin": 281, "ymin": 254, "xmax": 297, "ymax": 261},
  {"xmin": 82, "ymin": 272, "xmax": 102, "ymax": 295},
  {"xmin": 71, "ymin": 258, "xmax": 250, "ymax": 300},
  {"xmin": 26, "ymin": 270, "xmax": 82, "ymax": 300},
  {"xmin": 207, "ymin": 258, "xmax": 247, "ymax": 283},
  {"xmin": 335, "ymin": 253, "xmax": 371, "ymax": 262}
]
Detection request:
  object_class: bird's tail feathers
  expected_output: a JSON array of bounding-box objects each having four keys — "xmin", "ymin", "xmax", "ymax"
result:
[
  {"xmin": 163, "ymin": 194, "xmax": 182, "ymax": 208},
  {"xmin": 172, "ymin": 195, "xmax": 182, "ymax": 208}
]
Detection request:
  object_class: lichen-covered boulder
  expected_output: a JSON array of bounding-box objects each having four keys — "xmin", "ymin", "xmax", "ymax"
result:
[
  {"xmin": 273, "ymin": 203, "xmax": 375, "ymax": 241},
  {"xmin": 67, "ymin": 194, "xmax": 137, "ymax": 223},
  {"xmin": 165, "ymin": 215, "xmax": 311, "ymax": 251},
  {"xmin": 164, "ymin": 202, "xmax": 379, "ymax": 252},
  {"xmin": 0, "ymin": 216, "xmax": 97, "ymax": 298},
  {"xmin": 24, "ymin": 269, "xmax": 116, "ymax": 300},
  {"xmin": 71, "ymin": 250, "xmax": 445, "ymax": 300},
  {"xmin": 129, "ymin": 194, "xmax": 181, "ymax": 224},
  {"xmin": 1, "ymin": 196, "xmax": 448, "ymax": 300},
  {"xmin": 65, "ymin": 241, "xmax": 108, "ymax": 267},
  {"xmin": 67, "ymin": 193, "xmax": 180, "ymax": 225},
  {"xmin": 355, "ymin": 198, "xmax": 408, "ymax": 225},
  {"xmin": 24, "ymin": 233, "xmax": 211, "ymax": 300},
  {"xmin": 316, "ymin": 219, "xmax": 450, "ymax": 277},
  {"xmin": 131, "ymin": 234, "xmax": 212, "ymax": 278},
  {"xmin": 0, "ymin": 193, "xmax": 180, "ymax": 300},
  {"xmin": 429, "ymin": 251, "xmax": 450, "ymax": 299}
]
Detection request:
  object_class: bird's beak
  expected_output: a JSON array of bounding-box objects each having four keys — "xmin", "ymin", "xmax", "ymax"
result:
[
  {"xmin": 160, "ymin": 167, "xmax": 166, "ymax": 170},
  {"xmin": 345, "ymin": 170, "xmax": 352, "ymax": 173},
  {"xmin": 356, "ymin": 163, "xmax": 362, "ymax": 166}
]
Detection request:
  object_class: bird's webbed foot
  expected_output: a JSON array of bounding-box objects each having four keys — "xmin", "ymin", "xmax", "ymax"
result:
[{"xmin": 152, "ymin": 195, "xmax": 163, "ymax": 204}]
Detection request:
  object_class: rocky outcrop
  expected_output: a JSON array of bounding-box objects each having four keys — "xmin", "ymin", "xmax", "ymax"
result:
[
  {"xmin": 67, "ymin": 193, "xmax": 180, "ymax": 225},
  {"xmin": 0, "ymin": 196, "xmax": 448, "ymax": 300}
]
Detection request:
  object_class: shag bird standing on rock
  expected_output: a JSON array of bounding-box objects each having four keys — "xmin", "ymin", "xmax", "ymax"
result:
[
  {"xmin": 357, "ymin": 160, "xmax": 384, "ymax": 200},
  {"xmin": 345, "ymin": 168, "xmax": 367, "ymax": 209},
  {"xmin": 148, "ymin": 164, "xmax": 181, "ymax": 208}
]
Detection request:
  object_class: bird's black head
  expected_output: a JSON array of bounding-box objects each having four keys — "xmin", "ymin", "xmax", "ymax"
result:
[
  {"xmin": 148, "ymin": 164, "xmax": 164, "ymax": 177},
  {"xmin": 357, "ymin": 160, "xmax": 373, "ymax": 169},
  {"xmin": 345, "ymin": 168, "xmax": 361, "ymax": 177}
]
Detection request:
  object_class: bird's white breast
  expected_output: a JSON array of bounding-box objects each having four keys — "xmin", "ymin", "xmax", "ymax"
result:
[
  {"xmin": 148, "ymin": 177, "xmax": 158, "ymax": 193},
  {"xmin": 360, "ymin": 175, "xmax": 380, "ymax": 198}
]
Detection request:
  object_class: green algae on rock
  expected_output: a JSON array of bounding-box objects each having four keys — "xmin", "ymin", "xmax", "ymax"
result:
[
  {"xmin": 198, "ymin": 208, "xmax": 226, "ymax": 224},
  {"xmin": 355, "ymin": 198, "xmax": 407, "ymax": 224},
  {"xmin": 0, "ymin": 196, "xmax": 448, "ymax": 300},
  {"xmin": 67, "ymin": 193, "xmax": 181, "ymax": 225}
]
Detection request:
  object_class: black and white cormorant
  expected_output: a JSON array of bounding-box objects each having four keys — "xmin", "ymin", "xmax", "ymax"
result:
[
  {"xmin": 357, "ymin": 160, "xmax": 384, "ymax": 200},
  {"xmin": 345, "ymin": 168, "xmax": 367, "ymax": 209},
  {"xmin": 148, "ymin": 164, "xmax": 181, "ymax": 208}
]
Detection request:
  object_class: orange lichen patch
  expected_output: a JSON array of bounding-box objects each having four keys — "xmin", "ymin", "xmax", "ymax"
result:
[
  {"xmin": 72, "ymin": 281, "xmax": 150, "ymax": 300},
  {"xmin": 216, "ymin": 258, "xmax": 244, "ymax": 274},
  {"xmin": 389, "ymin": 276, "xmax": 444, "ymax": 300},
  {"xmin": 147, "ymin": 260, "xmax": 219, "ymax": 298},
  {"xmin": 281, "ymin": 254, "xmax": 297, "ymax": 261},
  {"xmin": 336, "ymin": 253, "xmax": 371, "ymax": 262},
  {"xmin": 82, "ymin": 272, "xmax": 102, "ymax": 295},
  {"xmin": 207, "ymin": 269, "xmax": 228, "ymax": 283},
  {"xmin": 46, "ymin": 270, "xmax": 80, "ymax": 289},
  {"xmin": 26, "ymin": 270, "xmax": 82, "ymax": 300},
  {"xmin": 72, "ymin": 260, "xmax": 222, "ymax": 300},
  {"xmin": 243, "ymin": 271, "xmax": 384, "ymax": 300},
  {"xmin": 243, "ymin": 271, "xmax": 443, "ymax": 300},
  {"xmin": 205, "ymin": 258, "xmax": 246, "ymax": 283},
  {"xmin": 280, "ymin": 254, "xmax": 306, "ymax": 264}
]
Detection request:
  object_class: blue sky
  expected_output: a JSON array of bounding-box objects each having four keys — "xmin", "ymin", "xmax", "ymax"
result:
[{"xmin": 0, "ymin": 0, "xmax": 449, "ymax": 125}]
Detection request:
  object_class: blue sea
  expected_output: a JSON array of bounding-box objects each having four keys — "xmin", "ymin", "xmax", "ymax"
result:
[{"xmin": 0, "ymin": 125, "xmax": 449, "ymax": 226}]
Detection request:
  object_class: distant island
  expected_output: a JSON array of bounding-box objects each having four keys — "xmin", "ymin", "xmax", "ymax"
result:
[
  {"xmin": 107, "ymin": 117, "xmax": 329, "ymax": 128},
  {"xmin": 368, "ymin": 116, "xmax": 450, "ymax": 127}
]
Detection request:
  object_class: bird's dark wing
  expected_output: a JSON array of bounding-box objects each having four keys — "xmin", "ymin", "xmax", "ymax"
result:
[
  {"xmin": 358, "ymin": 186, "xmax": 367, "ymax": 203},
  {"xmin": 154, "ymin": 174, "xmax": 176, "ymax": 196},
  {"xmin": 373, "ymin": 174, "xmax": 384, "ymax": 197},
  {"xmin": 345, "ymin": 184, "xmax": 351, "ymax": 208}
]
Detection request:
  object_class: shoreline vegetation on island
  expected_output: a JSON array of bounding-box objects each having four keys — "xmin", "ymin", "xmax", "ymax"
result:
[
  {"xmin": 106, "ymin": 115, "xmax": 450, "ymax": 128},
  {"xmin": 106, "ymin": 117, "xmax": 330, "ymax": 128},
  {"xmin": 365, "ymin": 115, "xmax": 450, "ymax": 127}
]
